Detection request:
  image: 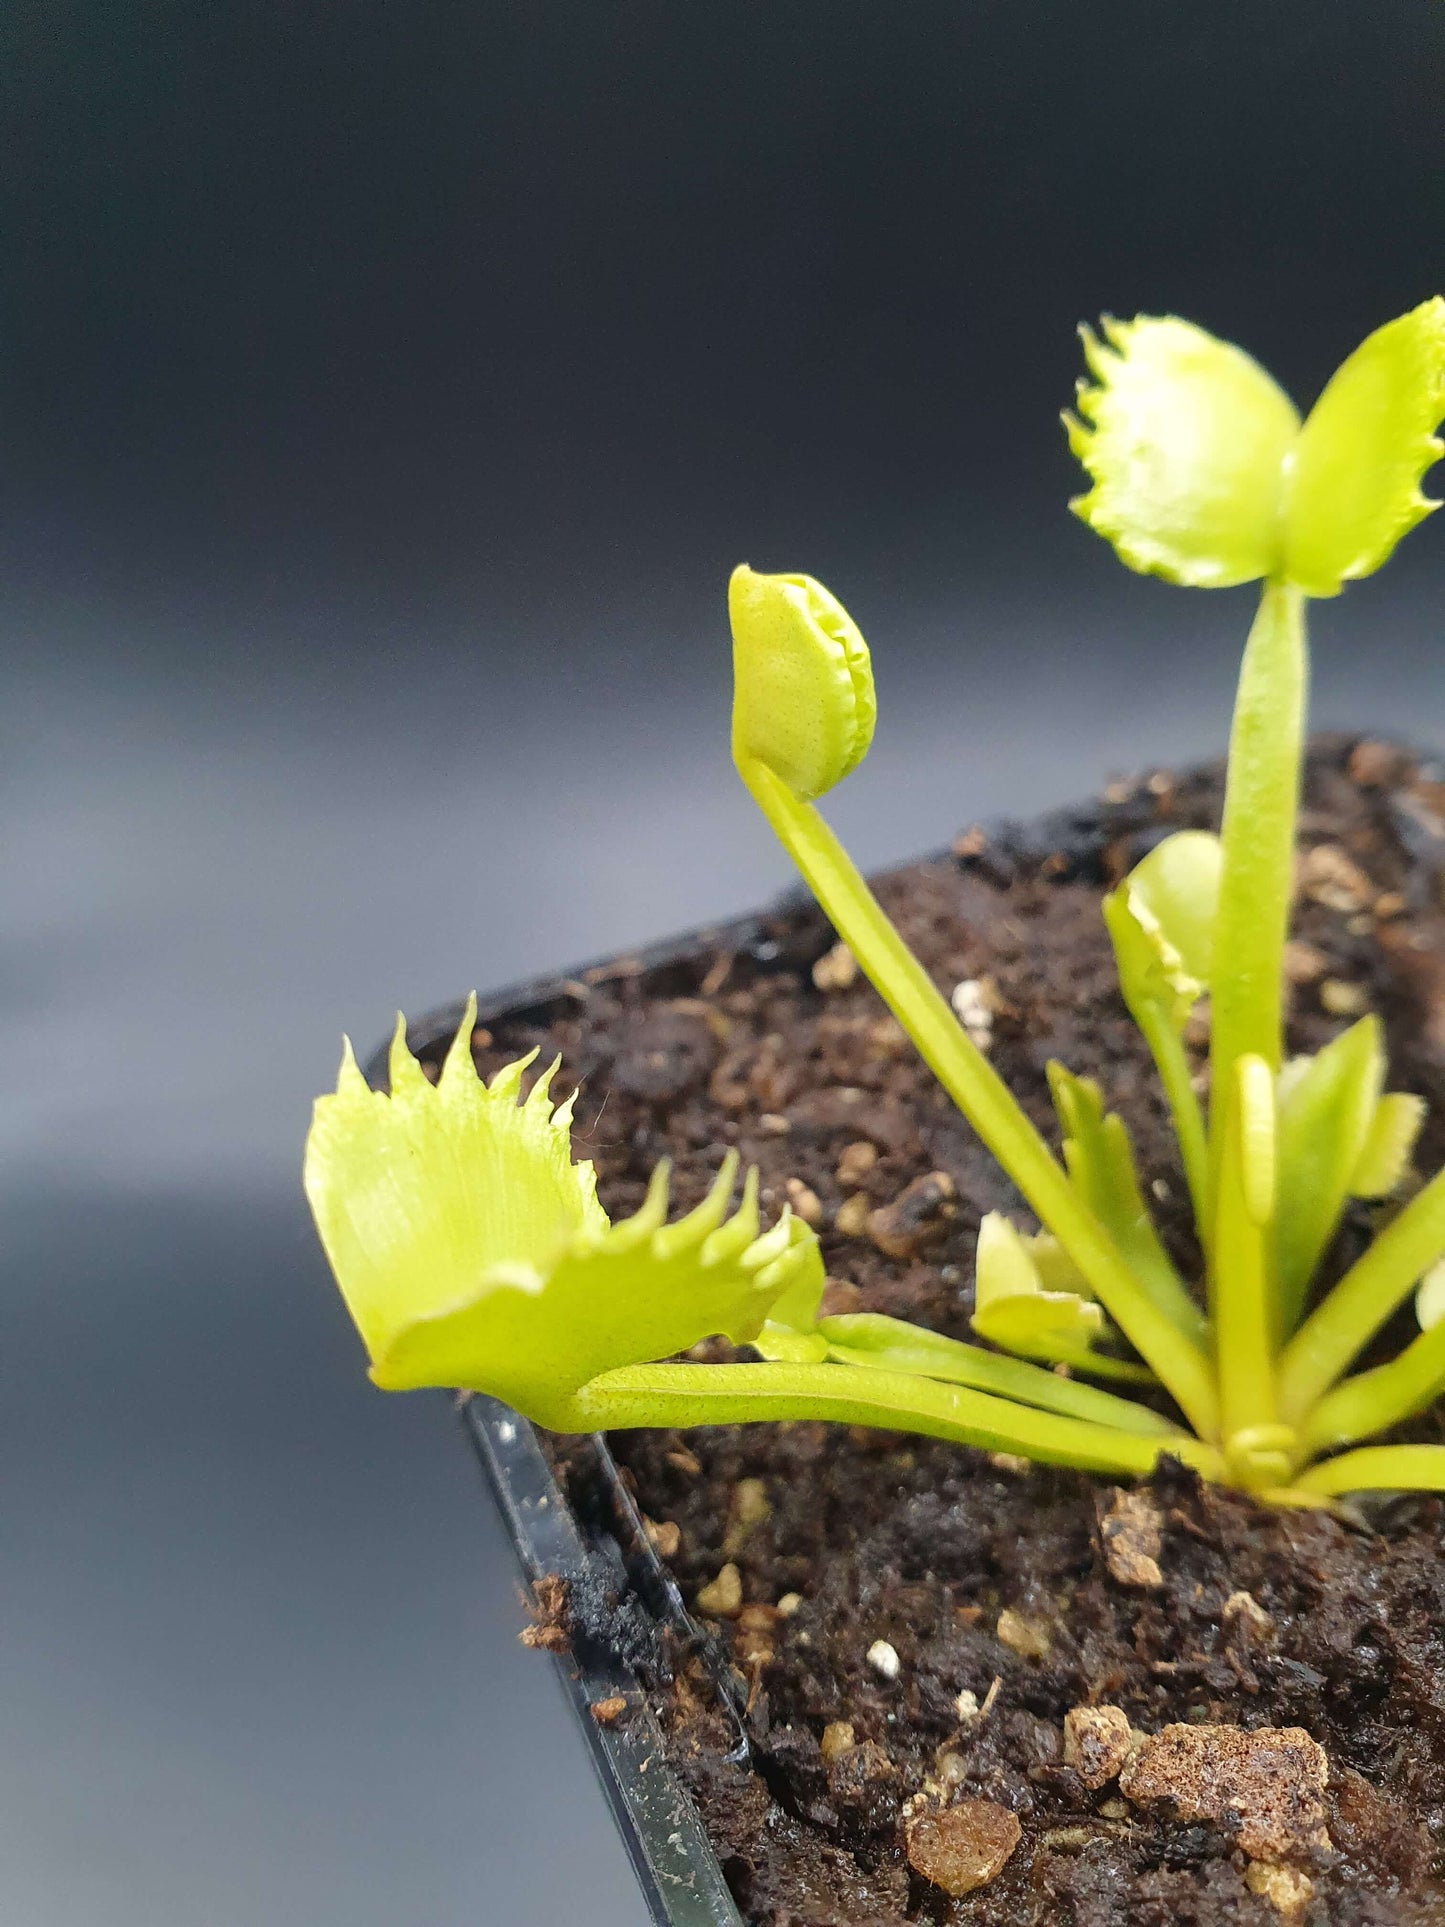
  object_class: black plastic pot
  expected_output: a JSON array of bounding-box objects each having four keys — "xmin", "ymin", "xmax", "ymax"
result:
[
  {"xmin": 363, "ymin": 739, "xmax": 1434, "ymax": 1927},
  {"xmin": 365, "ymin": 905, "xmax": 826, "ymax": 1927},
  {"xmin": 463, "ymin": 1396, "xmax": 742, "ymax": 1927}
]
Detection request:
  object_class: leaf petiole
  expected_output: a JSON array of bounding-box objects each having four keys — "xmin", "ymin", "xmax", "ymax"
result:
[
  {"xmin": 1295, "ymin": 1443, "xmax": 1445, "ymax": 1497},
  {"xmin": 1279, "ymin": 1163, "xmax": 1445, "ymax": 1422},
  {"xmin": 738, "ymin": 754, "xmax": 1219, "ymax": 1440},
  {"xmin": 814, "ymin": 1311, "xmax": 1179, "ymax": 1435},
  {"xmin": 566, "ymin": 1358, "xmax": 1224, "ymax": 1481},
  {"xmin": 1300, "ymin": 1318, "xmax": 1445, "ymax": 1455},
  {"xmin": 1208, "ymin": 581, "xmax": 1307, "ymax": 1148}
]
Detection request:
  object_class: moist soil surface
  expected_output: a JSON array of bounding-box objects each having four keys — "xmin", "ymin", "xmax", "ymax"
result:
[{"xmin": 445, "ymin": 737, "xmax": 1445, "ymax": 1925}]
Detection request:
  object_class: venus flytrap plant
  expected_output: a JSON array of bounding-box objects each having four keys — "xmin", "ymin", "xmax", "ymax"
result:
[{"xmin": 307, "ymin": 299, "xmax": 1445, "ymax": 1507}]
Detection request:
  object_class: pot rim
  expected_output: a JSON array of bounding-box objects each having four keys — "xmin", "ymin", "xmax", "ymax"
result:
[{"xmin": 461, "ymin": 1395, "xmax": 744, "ymax": 1927}]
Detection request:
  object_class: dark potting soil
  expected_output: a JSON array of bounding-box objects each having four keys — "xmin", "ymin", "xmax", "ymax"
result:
[{"xmin": 443, "ymin": 736, "xmax": 1445, "ymax": 1925}]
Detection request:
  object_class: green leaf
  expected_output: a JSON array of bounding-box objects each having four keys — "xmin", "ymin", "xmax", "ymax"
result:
[
  {"xmin": 575, "ymin": 1357, "xmax": 1225, "ymax": 1482},
  {"xmin": 1351, "ymin": 1091, "xmax": 1426, "ymax": 1199},
  {"xmin": 1211, "ymin": 1054, "xmax": 1284, "ymax": 1482},
  {"xmin": 1416, "ymin": 1257, "xmax": 1445, "ymax": 1332},
  {"xmin": 1297, "ymin": 1443, "xmax": 1445, "ymax": 1498},
  {"xmin": 1280, "ymin": 1162, "xmax": 1445, "ymax": 1423},
  {"xmin": 1274, "ymin": 1017, "xmax": 1384, "ymax": 1325},
  {"xmin": 971, "ymin": 1208, "xmax": 1104, "ymax": 1363},
  {"xmin": 1047, "ymin": 1063, "xmax": 1204, "ymax": 1341},
  {"xmin": 304, "ymin": 1001, "xmax": 820, "ymax": 1423},
  {"xmin": 814, "ymin": 1311, "xmax": 1177, "ymax": 1433},
  {"xmin": 971, "ymin": 1210, "xmax": 1148, "ymax": 1381},
  {"xmin": 1302, "ymin": 1316, "xmax": 1445, "ymax": 1456},
  {"xmin": 1208, "ymin": 580, "xmax": 1306, "ymax": 1111},
  {"xmin": 750, "ymin": 1322, "xmax": 830, "ymax": 1364},
  {"xmin": 1066, "ymin": 316, "xmax": 1299, "ymax": 587},
  {"xmin": 729, "ymin": 564, "xmax": 877, "ymax": 800},
  {"xmin": 1101, "ymin": 837, "xmax": 1217, "ymax": 1230},
  {"xmin": 1105, "ymin": 830, "xmax": 1222, "ymax": 1028},
  {"xmin": 1283, "ymin": 299, "xmax": 1445, "ymax": 598},
  {"xmin": 1235, "ymin": 1054, "xmax": 1278, "ymax": 1227}
]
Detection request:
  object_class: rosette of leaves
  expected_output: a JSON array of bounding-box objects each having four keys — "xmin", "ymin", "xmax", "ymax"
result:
[{"xmin": 307, "ymin": 300, "xmax": 1445, "ymax": 1505}]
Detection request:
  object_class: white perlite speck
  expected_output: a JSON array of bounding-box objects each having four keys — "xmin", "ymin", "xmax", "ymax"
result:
[
  {"xmin": 866, "ymin": 1638, "xmax": 901, "ymax": 1681},
  {"xmin": 950, "ymin": 979, "xmax": 994, "ymax": 1051}
]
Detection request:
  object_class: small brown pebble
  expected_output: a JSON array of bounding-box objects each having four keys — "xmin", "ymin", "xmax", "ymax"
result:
[
  {"xmin": 470, "ymin": 1025, "xmax": 493, "ymax": 1049},
  {"xmin": 721, "ymin": 1478, "xmax": 771, "ymax": 1556},
  {"xmin": 1282, "ymin": 939, "xmax": 1329, "ymax": 984},
  {"xmin": 737, "ymin": 1602, "xmax": 780, "ymax": 1634},
  {"xmin": 952, "ymin": 825, "xmax": 987, "ymax": 857},
  {"xmin": 835, "ymin": 1192, "xmax": 872, "ymax": 1237},
  {"xmin": 708, "ymin": 1057, "xmax": 752, "ymax": 1110},
  {"xmin": 988, "ymin": 1452, "xmax": 1031, "ymax": 1475},
  {"xmin": 1038, "ymin": 1824, "xmax": 1096, "ymax": 1851},
  {"xmin": 996, "ymin": 1608, "xmax": 1052, "ymax": 1660},
  {"xmin": 1299, "ymin": 842, "xmax": 1374, "ymax": 913},
  {"xmin": 664, "ymin": 1446, "xmax": 702, "ymax": 1477},
  {"xmin": 1063, "ymin": 1705, "xmax": 1135, "ymax": 1789},
  {"xmin": 812, "ymin": 940, "xmax": 859, "ymax": 991},
  {"xmin": 1374, "ymin": 890, "xmax": 1406, "ymax": 920},
  {"xmin": 820, "ymin": 1719, "xmax": 856, "ymax": 1763},
  {"xmin": 1119, "ymin": 1723, "xmax": 1330, "ymax": 1862},
  {"xmin": 865, "ymin": 1170, "xmax": 956, "ymax": 1259},
  {"xmin": 1320, "ymin": 977, "xmax": 1369, "ymax": 1016},
  {"xmin": 827, "ymin": 1738, "xmax": 896, "ymax": 1810},
  {"xmin": 776, "ymin": 1592, "xmax": 803, "ymax": 1617},
  {"xmin": 695, "ymin": 1562, "xmax": 743, "ymax": 1618},
  {"xmin": 1347, "ymin": 738, "xmax": 1411, "ymax": 788},
  {"xmin": 1100, "ymin": 1487, "xmax": 1164, "ymax": 1588},
  {"xmin": 757, "ymin": 1112, "xmax": 791, "ymax": 1135},
  {"xmin": 818, "ymin": 1275, "xmax": 863, "ymax": 1316},
  {"xmin": 905, "ymin": 1798, "xmax": 1022, "ymax": 1897},
  {"xmin": 1222, "ymin": 1590, "xmax": 1274, "ymax": 1639},
  {"xmin": 835, "ymin": 1139, "xmax": 878, "ymax": 1187},
  {"xmin": 1246, "ymin": 1860, "xmax": 1314, "ymax": 1920},
  {"xmin": 642, "ymin": 1517, "xmax": 681, "ymax": 1559},
  {"xmin": 589, "ymin": 1695, "xmax": 628, "ymax": 1726},
  {"xmin": 784, "ymin": 1177, "xmax": 824, "ymax": 1227}
]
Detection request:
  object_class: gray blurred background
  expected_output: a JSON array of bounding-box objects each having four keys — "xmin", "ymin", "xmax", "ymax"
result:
[{"xmin": 4, "ymin": 4, "xmax": 1444, "ymax": 1921}]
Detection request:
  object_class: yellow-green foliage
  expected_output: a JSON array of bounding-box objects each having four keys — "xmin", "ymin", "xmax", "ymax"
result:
[
  {"xmin": 307, "ymin": 302, "xmax": 1445, "ymax": 1506},
  {"xmin": 306, "ymin": 997, "xmax": 822, "ymax": 1427}
]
